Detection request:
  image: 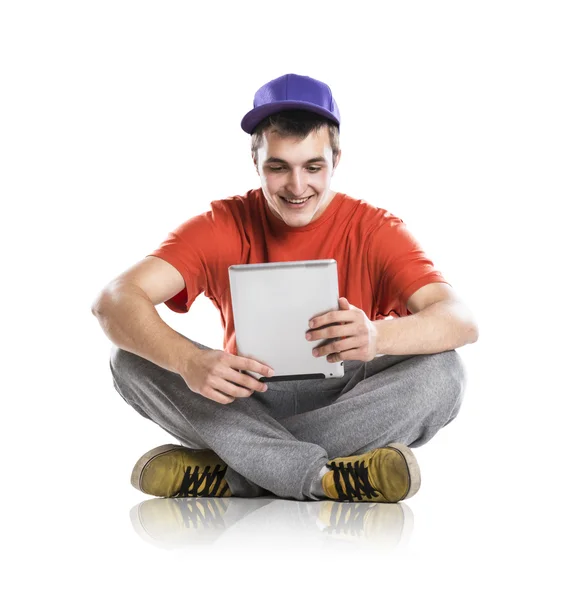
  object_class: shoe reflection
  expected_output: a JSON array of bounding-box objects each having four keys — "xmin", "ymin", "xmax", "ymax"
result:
[
  {"xmin": 316, "ymin": 501, "xmax": 413, "ymax": 547},
  {"xmin": 130, "ymin": 497, "xmax": 414, "ymax": 551}
]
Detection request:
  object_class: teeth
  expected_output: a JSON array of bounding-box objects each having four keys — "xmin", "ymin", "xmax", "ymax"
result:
[{"xmin": 284, "ymin": 195, "xmax": 311, "ymax": 204}]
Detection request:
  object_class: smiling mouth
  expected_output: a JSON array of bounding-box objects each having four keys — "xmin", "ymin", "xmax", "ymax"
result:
[{"xmin": 280, "ymin": 194, "xmax": 313, "ymax": 205}]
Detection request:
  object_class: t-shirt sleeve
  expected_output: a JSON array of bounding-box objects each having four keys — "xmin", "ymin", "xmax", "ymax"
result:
[
  {"xmin": 146, "ymin": 232, "xmax": 205, "ymax": 314},
  {"xmin": 368, "ymin": 213, "xmax": 451, "ymax": 318},
  {"xmin": 146, "ymin": 212, "xmax": 219, "ymax": 314}
]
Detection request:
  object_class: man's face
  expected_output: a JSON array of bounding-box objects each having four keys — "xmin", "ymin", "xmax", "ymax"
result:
[{"xmin": 254, "ymin": 125, "xmax": 340, "ymax": 227}]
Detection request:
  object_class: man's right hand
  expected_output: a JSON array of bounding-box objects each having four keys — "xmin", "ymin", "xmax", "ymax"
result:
[{"xmin": 180, "ymin": 348, "xmax": 275, "ymax": 404}]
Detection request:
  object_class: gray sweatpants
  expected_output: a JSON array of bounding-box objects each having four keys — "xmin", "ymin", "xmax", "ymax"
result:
[{"xmin": 109, "ymin": 337, "xmax": 467, "ymax": 501}]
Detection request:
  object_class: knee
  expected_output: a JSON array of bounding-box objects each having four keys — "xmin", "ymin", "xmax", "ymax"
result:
[
  {"xmin": 432, "ymin": 349, "xmax": 467, "ymax": 391},
  {"xmin": 109, "ymin": 345, "xmax": 125, "ymax": 376},
  {"xmin": 109, "ymin": 346, "xmax": 152, "ymax": 417},
  {"xmin": 425, "ymin": 350, "xmax": 467, "ymax": 423},
  {"xmin": 436, "ymin": 350, "xmax": 467, "ymax": 424},
  {"xmin": 109, "ymin": 345, "xmax": 143, "ymax": 381}
]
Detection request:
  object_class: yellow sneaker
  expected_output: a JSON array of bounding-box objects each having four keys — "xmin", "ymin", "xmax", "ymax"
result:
[
  {"xmin": 321, "ymin": 443, "xmax": 421, "ymax": 502},
  {"xmin": 131, "ymin": 444, "xmax": 232, "ymax": 498}
]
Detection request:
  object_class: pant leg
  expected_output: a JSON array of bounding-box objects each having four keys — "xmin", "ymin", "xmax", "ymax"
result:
[
  {"xmin": 277, "ymin": 350, "xmax": 467, "ymax": 459},
  {"xmin": 109, "ymin": 342, "xmax": 328, "ymax": 501}
]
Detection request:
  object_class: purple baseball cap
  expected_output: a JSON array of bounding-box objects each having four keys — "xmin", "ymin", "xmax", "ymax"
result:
[{"xmin": 240, "ymin": 73, "xmax": 341, "ymax": 134}]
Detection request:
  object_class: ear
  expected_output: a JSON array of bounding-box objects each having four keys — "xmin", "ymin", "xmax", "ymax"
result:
[
  {"xmin": 252, "ymin": 151, "xmax": 259, "ymax": 175},
  {"xmin": 332, "ymin": 149, "xmax": 342, "ymax": 172}
]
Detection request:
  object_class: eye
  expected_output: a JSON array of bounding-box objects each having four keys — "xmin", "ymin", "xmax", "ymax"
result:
[
  {"xmin": 307, "ymin": 167, "xmax": 322, "ymax": 173},
  {"xmin": 268, "ymin": 166, "xmax": 285, "ymax": 172}
]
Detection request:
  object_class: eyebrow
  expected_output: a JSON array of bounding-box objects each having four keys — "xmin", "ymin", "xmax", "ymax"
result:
[{"xmin": 264, "ymin": 156, "xmax": 327, "ymax": 165}]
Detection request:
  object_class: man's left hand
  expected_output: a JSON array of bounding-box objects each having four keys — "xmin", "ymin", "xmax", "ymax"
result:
[{"xmin": 305, "ymin": 297, "xmax": 378, "ymax": 363}]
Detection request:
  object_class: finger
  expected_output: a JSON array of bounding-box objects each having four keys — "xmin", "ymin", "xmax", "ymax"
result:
[
  {"xmin": 327, "ymin": 348, "xmax": 355, "ymax": 362},
  {"xmin": 244, "ymin": 358, "xmax": 274, "ymax": 378},
  {"xmin": 308, "ymin": 322, "xmax": 357, "ymax": 341},
  {"xmin": 205, "ymin": 387, "xmax": 235, "ymax": 404},
  {"xmin": 213, "ymin": 393, "xmax": 235, "ymax": 404},
  {"xmin": 228, "ymin": 369, "xmax": 269, "ymax": 394},
  {"xmin": 311, "ymin": 310, "xmax": 356, "ymax": 329},
  {"xmin": 328, "ymin": 339, "xmax": 364, "ymax": 361},
  {"xmin": 215, "ymin": 375, "xmax": 265, "ymax": 398},
  {"xmin": 236, "ymin": 371, "xmax": 269, "ymax": 393},
  {"xmin": 313, "ymin": 335, "xmax": 360, "ymax": 358},
  {"xmin": 231, "ymin": 356, "xmax": 274, "ymax": 379}
]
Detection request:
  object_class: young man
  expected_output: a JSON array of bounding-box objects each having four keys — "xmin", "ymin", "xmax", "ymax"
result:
[{"xmin": 93, "ymin": 73, "xmax": 478, "ymax": 503}]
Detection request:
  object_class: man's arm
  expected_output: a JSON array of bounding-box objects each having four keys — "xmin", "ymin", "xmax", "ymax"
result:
[
  {"xmin": 91, "ymin": 257, "xmax": 204, "ymax": 375},
  {"xmin": 373, "ymin": 282, "xmax": 479, "ymax": 355}
]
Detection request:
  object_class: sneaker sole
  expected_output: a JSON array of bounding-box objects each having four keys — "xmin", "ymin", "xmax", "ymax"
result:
[
  {"xmin": 130, "ymin": 443, "xmax": 185, "ymax": 492},
  {"xmin": 385, "ymin": 443, "xmax": 421, "ymax": 500}
]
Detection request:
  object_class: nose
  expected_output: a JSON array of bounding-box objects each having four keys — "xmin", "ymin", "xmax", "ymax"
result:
[{"xmin": 285, "ymin": 168, "xmax": 307, "ymax": 197}]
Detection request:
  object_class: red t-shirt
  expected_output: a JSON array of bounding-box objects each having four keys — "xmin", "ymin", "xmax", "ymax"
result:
[{"xmin": 147, "ymin": 188, "xmax": 450, "ymax": 355}]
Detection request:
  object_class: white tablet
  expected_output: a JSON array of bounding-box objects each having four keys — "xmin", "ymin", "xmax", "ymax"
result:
[{"xmin": 228, "ymin": 259, "xmax": 345, "ymax": 382}]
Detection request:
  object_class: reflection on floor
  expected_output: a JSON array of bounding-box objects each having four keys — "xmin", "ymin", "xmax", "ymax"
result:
[{"xmin": 130, "ymin": 496, "xmax": 414, "ymax": 551}]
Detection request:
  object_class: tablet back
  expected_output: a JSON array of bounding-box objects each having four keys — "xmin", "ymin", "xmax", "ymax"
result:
[{"xmin": 228, "ymin": 259, "xmax": 345, "ymax": 382}]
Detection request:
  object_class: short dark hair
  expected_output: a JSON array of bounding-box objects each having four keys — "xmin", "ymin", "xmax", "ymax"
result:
[{"xmin": 250, "ymin": 109, "xmax": 340, "ymax": 162}]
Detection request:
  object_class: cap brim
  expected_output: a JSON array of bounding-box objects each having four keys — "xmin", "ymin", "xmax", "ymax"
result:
[{"xmin": 241, "ymin": 100, "xmax": 340, "ymax": 134}]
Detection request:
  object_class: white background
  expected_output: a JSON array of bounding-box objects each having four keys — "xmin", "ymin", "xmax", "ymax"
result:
[{"xmin": 2, "ymin": 1, "xmax": 586, "ymax": 597}]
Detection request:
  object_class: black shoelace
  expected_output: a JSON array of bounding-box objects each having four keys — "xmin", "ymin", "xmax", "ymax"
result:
[
  {"xmin": 174, "ymin": 464, "xmax": 230, "ymax": 498},
  {"xmin": 328, "ymin": 460, "xmax": 379, "ymax": 501}
]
